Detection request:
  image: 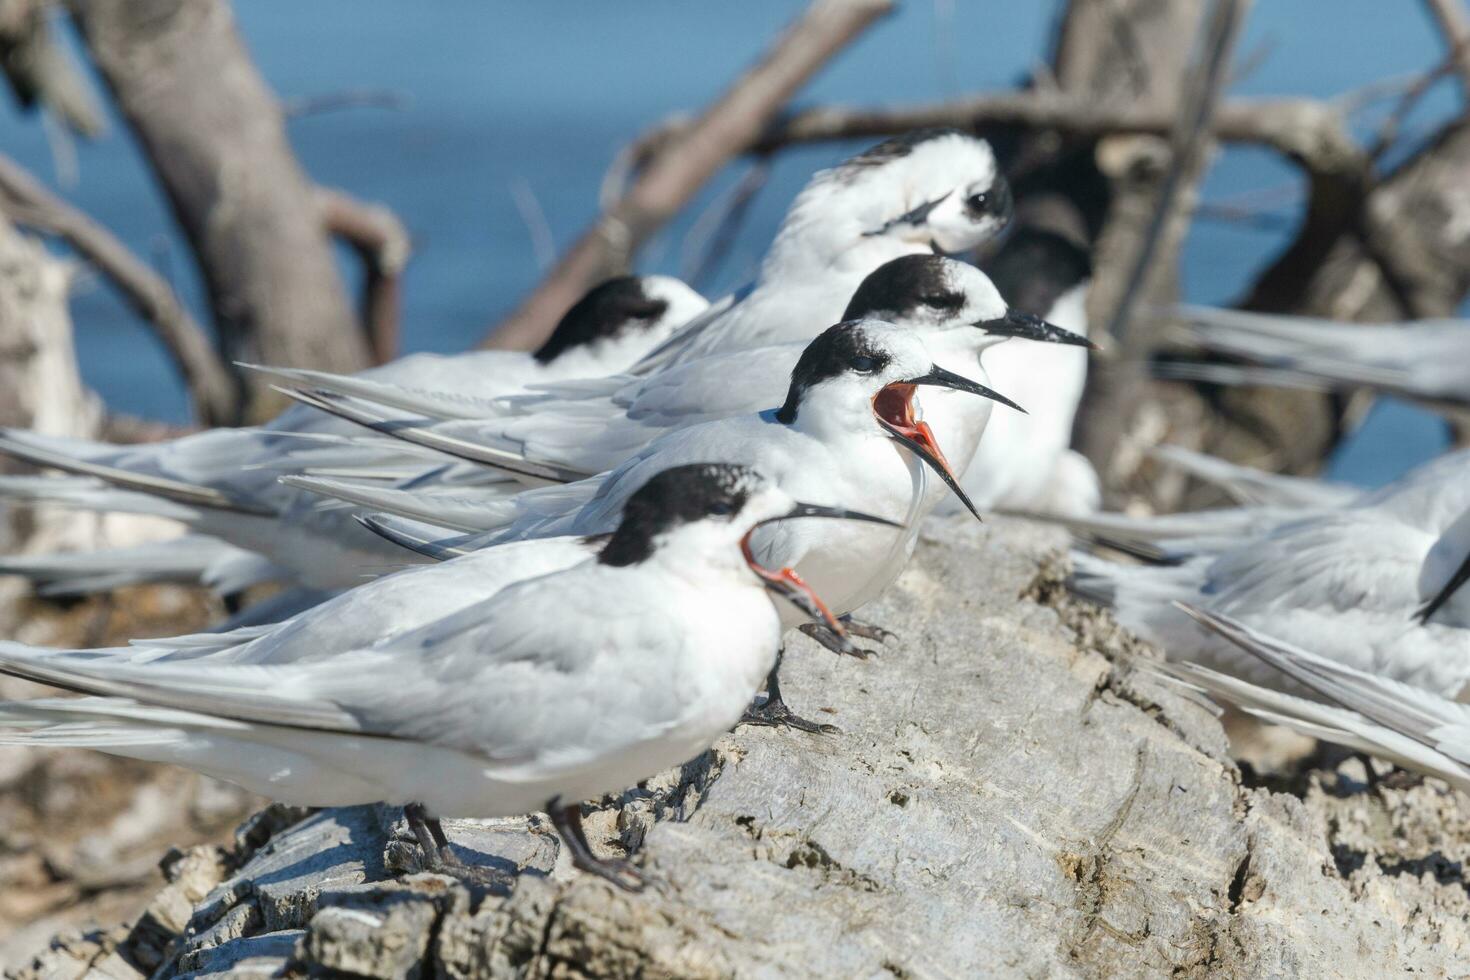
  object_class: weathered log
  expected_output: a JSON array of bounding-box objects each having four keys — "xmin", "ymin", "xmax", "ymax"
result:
[{"xmin": 13, "ymin": 519, "xmax": 1469, "ymax": 977}]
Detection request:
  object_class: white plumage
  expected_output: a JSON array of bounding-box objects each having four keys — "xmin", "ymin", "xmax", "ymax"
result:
[
  {"xmin": 0, "ymin": 464, "xmax": 869, "ymax": 886},
  {"xmin": 1070, "ymin": 448, "xmax": 1470, "ymax": 697},
  {"xmin": 0, "ymin": 276, "xmax": 706, "ymax": 594}
]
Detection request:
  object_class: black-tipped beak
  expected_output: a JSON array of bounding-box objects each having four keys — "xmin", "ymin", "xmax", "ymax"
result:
[
  {"xmin": 905, "ymin": 365, "xmax": 1027, "ymax": 415},
  {"xmin": 1416, "ymin": 548, "xmax": 1470, "ymax": 624},
  {"xmin": 976, "ymin": 310, "xmax": 1098, "ymax": 350}
]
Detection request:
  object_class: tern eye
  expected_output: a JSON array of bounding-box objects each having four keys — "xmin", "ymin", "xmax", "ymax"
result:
[
  {"xmin": 707, "ymin": 501, "xmax": 735, "ymax": 517},
  {"xmin": 966, "ymin": 192, "xmax": 991, "ymax": 213},
  {"xmin": 850, "ymin": 355, "xmax": 878, "ymax": 373},
  {"xmin": 921, "ymin": 293, "xmax": 963, "ymax": 311}
]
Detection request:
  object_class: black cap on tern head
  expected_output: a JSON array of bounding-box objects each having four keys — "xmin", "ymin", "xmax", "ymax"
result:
[
  {"xmin": 843, "ymin": 255, "xmax": 964, "ymax": 321},
  {"xmin": 598, "ymin": 464, "xmax": 763, "ymax": 567},
  {"xmin": 533, "ymin": 276, "xmax": 670, "ymax": 364},
  {"xmin": 774, "ymin": 322, "xmax": 892, "ymax": 425}
]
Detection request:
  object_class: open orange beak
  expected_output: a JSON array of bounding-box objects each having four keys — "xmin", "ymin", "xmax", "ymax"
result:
[
  {"xmin": 872, "ymin": 367, "xmax": 1022, "ymax": 522},
  {"xmin": 740, "ymin": 503, "xmax": 901, "ymax": 655}
]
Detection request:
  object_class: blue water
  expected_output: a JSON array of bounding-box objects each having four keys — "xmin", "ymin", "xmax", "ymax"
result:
[{"xmin": 1, "ymin": 2, "xmax": 1459, "ymax": 486}]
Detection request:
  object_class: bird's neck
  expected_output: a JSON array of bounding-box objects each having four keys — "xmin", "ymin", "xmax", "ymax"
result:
[{"xmin": 784, "ymin": 391, "xmax": 880, "ymax": 445}]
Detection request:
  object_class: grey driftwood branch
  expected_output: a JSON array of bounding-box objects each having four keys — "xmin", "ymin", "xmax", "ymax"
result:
[
  {"xmin": 0, "ymin": 0, "xmax": 104, "ymax": 137},
  {"xmin": 67, "ymin": 0, "xmax": 372, "ymax": 419},
  {"xmin": 0, "ymin": 151, "xmax": 239, "ymax": 425},
  {"xmin": 481, "ymin": 0, "xmax": 895, "ymax": 352},
  {"xmin": 618, "ymin": 92, "xmax": 1365, "ymax": 186},
  {"xmin": 1421, "ymin": 0, "xmax": 1470, "ymax": 95},
  {"xmin": 315, "ymin": 186, "xmax": 413, "ymax": 364}
]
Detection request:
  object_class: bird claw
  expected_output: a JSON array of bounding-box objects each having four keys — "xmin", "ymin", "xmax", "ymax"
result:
[
  {"xmin": 798, "ymin": 623, "xmax": 877, "ymax": 659},
  {"xmin": 419, "ymin": 845, "xmax": 516, "ymax": 892},
  {"xmin": 839, "ymin": 615, "xmax": 897, "ymax": 644},
  {"xmin": 573, "ymin": 854, "xmax": 649, "ymax": 893},
  {"xmin": 740, "ymin": 694, "xmax": 841, "ymax": 735}
]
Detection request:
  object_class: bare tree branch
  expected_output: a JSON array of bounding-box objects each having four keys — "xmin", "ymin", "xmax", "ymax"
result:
[
  {"xmin": 616, "ymin": 91, "xmax": 1363, "ymax": 192},
  {"xmin": 482, "ymin": 0, "xmax": 894, "ymax": 351},
  {"xmin": 760, "ymin": 95, "xmax": 1361, "ymax": 176},
  {"xmin": 0, "ymin": 0, "xmax": 104, "ymax": 137},
  {"xmin": 1104, "ymin": 0, "xmax": 1249, "ymax": 346},
  {"xmin": 315, "ymin": 187, "xmax": 411, "ymax": 364},
  {"xmin": 0, "ymin": 151, "xmax": 238, "ymax": 424},
  {"xmin": 67, "ymin": 0, "xmax": 371, "ymax": 420},
  {"xmin": 1364, "ymin": 51, "xmax": 1459, "ymax": 163},
  {"xmin": 1422, "ymin": 0, "xmax": 1470, "ymax": 95}
]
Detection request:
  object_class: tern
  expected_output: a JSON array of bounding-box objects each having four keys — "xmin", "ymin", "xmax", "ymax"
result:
[
  {"xmin": 1070, "ymin": 486, "xmax": 1470, "ymax": 697},
  {"xmin": 0, "ymin": 276, "xmax": 705, "ymax": 596},
  {"xmin": 309, "ymin": 319, "xmax": 1022, "ymax": 730},
  {"xmin": 1155, "ymin": 606, "xmax": 1470, "ymax": 795},
  {"xmin": 948, "ymin": 228, "xmax": 1098, "ymax": 516},
  {"xmin": 1156, "ymin": 305, "xmax": 1470, "ymax": 416},
  {"xmin": 273, "ymin": 255, "xmax": 1090, "ymax": 501},
  {"xmin": 629, "ymin": 128, "xmax": 1012, "ymax": 372},
  {"xmin": 1045, "ymin": 444, "xmax": 1470, "ymax": 559},
  {"xmin": 0, "ymin": 464, "xmax": 891, "ymax": 890}
]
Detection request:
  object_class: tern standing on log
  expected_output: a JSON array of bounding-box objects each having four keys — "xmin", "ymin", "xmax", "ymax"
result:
[
  {"xmin": 0, "ymin": 464, "xmax": 891, "ymax": 890},
  {"xmin": 1070, "ymin": 478, "xmax": 1470, "ymax": 698},
  {"xmin": 327, "ymin": 321, "xmax": 1021, "ymax": 730}
]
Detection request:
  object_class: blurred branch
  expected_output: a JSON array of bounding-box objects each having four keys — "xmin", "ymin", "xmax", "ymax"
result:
[
  {"xmin": 482, "ymin": 0, "xmax": 894, "ymax": 351},
  {"xmin": 1366, "ymin": 49, "xmax": 1461, "ymax": 163},
  {"xmin": 753, "ymin": 95, "xmax": 1361, "ymax": 177},
  {"xmin": 0, "ymin": 151, "xmax": 239, "ymax": 424},
  {"xmin": 508, "ymin": 177, "xmax": 556, "ymax": 271},
  {"xmin": 1422, "ymin": 0, "xmax": 1470, "ymax": 95},
  {"xmin": 283, "ymin": 88, "xmax": 408, "ymax": 119},
  {"xmin": 315, "ymin": 186, "xmax": 411, "ymax": 365},
  {"xmin": 1104, "ymin": 0, "xmax": 1248, "ymax": 347},
  {"xmin": 618, "ymin": 92, "xmax": 1363, "ymax": 191},
  {"xmin": 681, "ymin": 158, "xmax": 771, "ymax": 290},
  {"xmin": 0, "ymin": 0, "xmax": 104, "ymax": 137}
]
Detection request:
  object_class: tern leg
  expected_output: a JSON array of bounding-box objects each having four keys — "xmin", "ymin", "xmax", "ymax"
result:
[
  {"xmin": 739, "ymin": 647, "xmax": 840, "ymax": 735},
  {"xmin": 403, "ymin": 802, "xmax": 512, "ymax": 889},
  {"xmin": 548, "ymin": 801, "xmax": 647, "ymax": 892},
  {"xmin": 839, "ymin": 614, "xmax": 897, "ymax": 644}
]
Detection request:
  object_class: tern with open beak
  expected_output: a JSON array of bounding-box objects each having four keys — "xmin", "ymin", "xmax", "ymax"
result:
[
  {"xmin": 312, "ymin": 320, "xmax": 1022, "ymax": 731},
  {"xmin": 0, "ymin": 464, "xmax": 889, "ymax": 891},
  {"xmin": 278, "ymin": 256, "xmax": 1089, "ymax": 532}
]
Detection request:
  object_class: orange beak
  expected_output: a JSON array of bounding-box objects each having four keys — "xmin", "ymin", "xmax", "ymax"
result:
[{"xmin": 872, "ymin": 381, "xmax": 985, "ymax": 521}]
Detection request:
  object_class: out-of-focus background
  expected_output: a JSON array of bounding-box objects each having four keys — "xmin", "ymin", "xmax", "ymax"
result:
[{"xmin": 3, "ymin": 1, "xmax": 1460, "ymax": 481}]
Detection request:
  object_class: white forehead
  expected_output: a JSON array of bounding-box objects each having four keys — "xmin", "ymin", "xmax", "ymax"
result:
[
  {"xmin": 848, "ymin": 317, "xmax": 931, "ymax": 361},
  {"xmin": 947, "ymin": 262, "xmax": 1007, "ymax": 307},
  {"xmin": 852, "ymin": 134, "xmax": 997, "ymax": 196}
]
